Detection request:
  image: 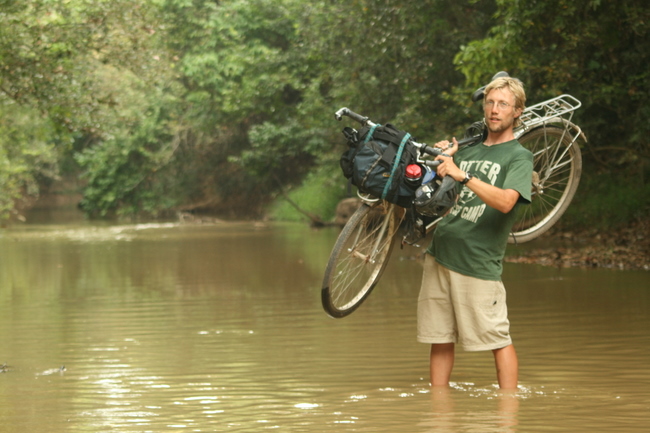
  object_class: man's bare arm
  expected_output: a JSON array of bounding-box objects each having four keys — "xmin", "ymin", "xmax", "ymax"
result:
[{"xmin": 434, "ymin": 151, "xmax": 520, "ymax": 214}]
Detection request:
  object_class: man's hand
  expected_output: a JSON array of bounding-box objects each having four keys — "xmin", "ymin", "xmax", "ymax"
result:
[
  {"xmin": 434, "ymin": 140, "xmax": 464, "ymax": 182},
  {"xmin": 433, "ymin": 137, "xmax": 459, "ymax": 156},
  {"xmin": 433, "ymin": 138, "xmax": 520, "ymax": 214}
]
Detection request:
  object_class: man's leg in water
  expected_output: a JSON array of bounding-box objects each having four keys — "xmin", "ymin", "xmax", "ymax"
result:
[
  {"xmin": 493, "ymin": 344, "xmax": 518, "ymax": 389},
  {"xmin": 430, "ymin": 343, "xmax": 455, "ymax": 386}
]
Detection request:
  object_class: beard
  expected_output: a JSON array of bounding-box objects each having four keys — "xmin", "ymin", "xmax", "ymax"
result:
[{"xmin": 486, "ymin": 116, "xmax": 515, "ymax": 134}]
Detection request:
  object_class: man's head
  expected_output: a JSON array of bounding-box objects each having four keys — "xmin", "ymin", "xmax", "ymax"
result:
[{"xmin": 484, "ymin": 77, "xmax": 526, "ymax": 131}]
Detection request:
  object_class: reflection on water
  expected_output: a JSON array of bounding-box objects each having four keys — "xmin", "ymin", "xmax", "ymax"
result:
[{"xmin": 0, "ymin": 221, "xmax": 649, "ymax": 432}]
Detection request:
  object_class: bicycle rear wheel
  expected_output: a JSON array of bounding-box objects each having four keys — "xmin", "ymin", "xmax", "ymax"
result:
[
  {"xmin": 509, "ymin": 125, "xmax": 582, "ymax": 243},
  {"xmin": 321, "ymin": 201, "xmax": 403, "ymax": 318}
]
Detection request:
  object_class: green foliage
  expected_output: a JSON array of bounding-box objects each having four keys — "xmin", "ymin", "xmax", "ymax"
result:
[
  {"xmin": 0, "ymin": 102, "xmax": 59, "ymax": 220},
  {"xmin": 235, "ymin": 120, "xmax": 328, "ymax": 183},
  {"xmin": 70, "ymin": 56, "xmax": 185, "ymax": 218},
  {"xmin": 75, "ymin": 109, "xmax": 177, "ymax": 218},
  {"xmin": 0, "ymin": 0, "xmax": 647, "ymax": 228},
  {"xmin": 267, "ymin": 163, "xmax": 348, "ymax": 222},
  {"xmin": 298, "ymin": 0, "xmax": 496, "ymax": 139},
  {"xmin": 0, "ymin": 0, "xmax": 178, "ymax": 219},
  {"xmin": 0, "ymin": 0, "xmax": 168, "ymax": 135},
  {"xmin": 562, "ymin": 170, "xmax": 650, "ymax": 231},
  {"xmin": 454, "ymin": 0, "xmax": 650, "ymax": 167},
  {"xmin": 163, "ymin": 0, "xmax": 305, "ymax": 124}
]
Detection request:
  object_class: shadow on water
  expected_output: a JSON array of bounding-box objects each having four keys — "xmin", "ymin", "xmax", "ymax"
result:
[{"xmin": 0, "ymin": 220, "xmax": 649, "ymax": 432}]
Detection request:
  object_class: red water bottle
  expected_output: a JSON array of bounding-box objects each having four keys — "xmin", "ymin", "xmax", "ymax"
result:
[{"xmin": 405, "ymin": 164, "xmax": 423, "ymax": 185}]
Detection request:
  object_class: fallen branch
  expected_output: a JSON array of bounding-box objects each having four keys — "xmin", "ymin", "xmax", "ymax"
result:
[{"xmin": 273, "ymin": 175, "xmax": 332, "ymax": 227}]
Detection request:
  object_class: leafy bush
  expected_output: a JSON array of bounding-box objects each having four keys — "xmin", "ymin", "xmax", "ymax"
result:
[
  {"xmin": 562, "ymin": 169, "xmax": 650, "ymax": 230},
  {"xmin": 0, "ymin": 104, "xmax": 60, "ymax": 220}
]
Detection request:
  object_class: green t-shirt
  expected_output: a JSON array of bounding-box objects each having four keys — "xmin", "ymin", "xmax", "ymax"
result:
[{"xmin": 427, "ymin": 139, "xmax": 533, "ymax": 280}]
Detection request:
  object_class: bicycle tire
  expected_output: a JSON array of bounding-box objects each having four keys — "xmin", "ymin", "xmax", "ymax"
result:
[
  {"xmin": 509, "ymin": 126, "xmax": 582, "ymax": 243},
  {"xmin": 321, "ymin": 202, "xmax": 402, "ymax": 318}
]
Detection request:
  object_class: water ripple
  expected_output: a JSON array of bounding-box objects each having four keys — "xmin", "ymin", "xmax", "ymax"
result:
[{"xmin": 1, "ymin": 224, "xmax": 649, "ymax": 432}]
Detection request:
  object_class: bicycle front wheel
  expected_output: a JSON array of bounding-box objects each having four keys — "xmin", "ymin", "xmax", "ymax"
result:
[
  {"xmin": 510, "ymin": 126, "xmax": 583, "ymax": 243},
  {"xmin": 321, "ymin": 202, "xmax": 403, "ymax": 318}
]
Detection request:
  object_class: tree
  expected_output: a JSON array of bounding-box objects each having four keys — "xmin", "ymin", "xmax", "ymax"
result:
[
  {"xmin": 238, "ymin": 0, "xmax": 497, "ymax": 186},
  {"xmin": 0, "ymin": 0, "xmax": 166, "ymax": 134},
  {"xmin": 0, "ymin": 104, "xmax": 58, "ymax": 220},
  {"xmin": 76, "ymin": 0, "xmax": 498, "ymax": 217},
  {"xmin": 454, "ymin": 0, "xmax": 650, "ymax": 173},
  {"xmin": 8, "ymin": 0, "xmax": 647, "ymax": 222},
  {"xmin": 0, "ymin": 0, "xmax": 174, "ymax": 219}
]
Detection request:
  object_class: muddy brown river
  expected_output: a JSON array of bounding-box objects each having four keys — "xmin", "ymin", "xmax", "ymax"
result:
[{"xmin": 0, "ymin": 219, "xmax": 648, "ymax": 432}]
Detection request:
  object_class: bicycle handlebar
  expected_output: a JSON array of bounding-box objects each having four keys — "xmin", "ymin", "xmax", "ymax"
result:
[
  {"xmin": 335, "ymin": 106, "xmax": 484, "ymax": 159},
  {"xmin": 335, "ymin": 107, "xmax": 370, "ymax": 125},
  {"xmin": 418, "ymin": 134, "xmax": 483, "ymax": 158}
]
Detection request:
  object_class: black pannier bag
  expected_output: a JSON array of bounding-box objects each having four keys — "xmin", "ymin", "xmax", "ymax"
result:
[{"xmin": 340, "ymin": 123, "xmax": 419, "ymax": 208}]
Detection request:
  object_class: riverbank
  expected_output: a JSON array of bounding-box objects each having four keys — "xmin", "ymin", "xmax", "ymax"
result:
[
  {"xmin": 506, "ymin": 217, "xmax": 650, "ymax": 271},
  {"xmin": 19, "ymin": 190, "xmax": 650, "ymax": 272}
]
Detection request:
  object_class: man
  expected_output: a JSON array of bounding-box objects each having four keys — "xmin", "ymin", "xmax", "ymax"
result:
[{"xmin": 417, "ymin": 76, "xmax": 533, "ymax": 390}]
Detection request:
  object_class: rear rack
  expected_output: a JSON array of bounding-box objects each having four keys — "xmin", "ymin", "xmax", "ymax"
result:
[{"xmin": 517, "ymin": 94, "xmax": 582, "ymax": 133}]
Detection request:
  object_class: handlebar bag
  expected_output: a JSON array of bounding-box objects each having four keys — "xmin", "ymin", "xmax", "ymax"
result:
[{"xmin": 340, "ymin": 123, "xmax": 419, "ymax": 207}]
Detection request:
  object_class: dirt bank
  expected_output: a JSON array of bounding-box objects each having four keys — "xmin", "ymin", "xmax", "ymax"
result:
[{"xmin": 506, "ymin": 217, "xmax": 650, "ymax": 271}]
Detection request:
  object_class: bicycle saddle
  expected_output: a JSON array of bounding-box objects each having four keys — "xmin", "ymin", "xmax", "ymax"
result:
[{"xmin": 471, "ymin": 71, "xmax": 511, "ymax": 102}]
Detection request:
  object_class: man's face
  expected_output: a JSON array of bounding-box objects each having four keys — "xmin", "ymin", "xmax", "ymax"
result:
[{"xmin": 483, "ymin": 87, "xmax": 521, "ymax": 134}]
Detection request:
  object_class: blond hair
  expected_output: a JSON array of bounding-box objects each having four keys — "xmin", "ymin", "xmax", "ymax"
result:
[{"xmin": 485, "ymin": 77, "xmax": 526, "ymax": 127}]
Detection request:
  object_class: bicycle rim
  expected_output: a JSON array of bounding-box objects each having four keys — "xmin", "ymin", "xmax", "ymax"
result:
[
  {"xmin": 321, "ymin": 202, "xmax": 402, "ymax": 318},
  {"xmin": 509, "ymin": 126, "xmax": 582, "ymax": 243}
]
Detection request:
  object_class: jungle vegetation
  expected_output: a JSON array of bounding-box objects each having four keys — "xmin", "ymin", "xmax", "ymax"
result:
[{"xmin": 0, "ymin": 0, "xmax": 648, "ymax": 228}]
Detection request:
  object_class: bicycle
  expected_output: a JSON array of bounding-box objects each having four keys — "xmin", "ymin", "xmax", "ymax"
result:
[{"xmin": 321, "ymin": 73, "xmax": 585, "ymax": 318}]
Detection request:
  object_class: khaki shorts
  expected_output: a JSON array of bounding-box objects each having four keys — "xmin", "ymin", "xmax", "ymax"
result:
[{"xmin": 417, "ymin": 254, "xmax": 512, "ymax": 351}]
